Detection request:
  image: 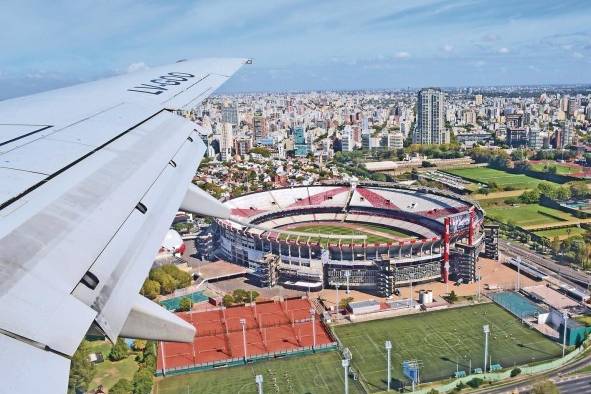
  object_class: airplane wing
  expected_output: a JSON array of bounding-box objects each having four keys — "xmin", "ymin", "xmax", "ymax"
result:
[{"xmin": 0, "ymin": 58, "xmax": 244, "ymax": 393}]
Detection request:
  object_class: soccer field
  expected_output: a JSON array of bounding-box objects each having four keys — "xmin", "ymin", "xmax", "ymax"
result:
[
  {"xmin": 333, "ymin": 303, "xmax": 562, "ymax": 391},
  {"xmin": 280, "ymin": 223, "xmax": 414, "ymax": 244},
  {"xmin": 486, "ymin": 204, "xmax": 577, "ymax": 227},
  {"xmin": 154, "ymin": 351, "xmax": 364, "ymax": 394},
  {"xmin": 445, "ymin": 167, "xmax": 559, "ymax": 189}
]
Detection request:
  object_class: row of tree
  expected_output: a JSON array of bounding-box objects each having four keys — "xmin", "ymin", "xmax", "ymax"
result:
[
  {"xmin": 109, "ymin": 340, "xmax": 156, "ymax": 394},
  {"xmin": 141, "ymin": 264, "xmax": 192, "ymax": 299},
  {"xmin": 222, "ymin": 289, "xmax": 260, "ymax": 307},
  {"xmin": 517, "ymin": 181, "xmax": 588, "ymax": 204}
]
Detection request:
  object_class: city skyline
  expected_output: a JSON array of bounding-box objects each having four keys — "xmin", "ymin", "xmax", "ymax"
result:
[{"xmin": 1, "ymin": 0, "xmax": 591, "ymax": 100}]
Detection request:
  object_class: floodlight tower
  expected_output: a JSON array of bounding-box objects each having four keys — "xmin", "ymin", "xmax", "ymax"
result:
[
  {"xmin": 342, "ymin": 358, "xmax": 350, "ymax": 394},
  {"xmin": 385, "ymin": 340, "xmax": 392, "ymax": 391},
  {"xmin": 562, "ymin": 311, "xmax": 568, "ymax": 358},
  {"xmin": 335, "ymin": 283, "xmax": 340, "ymax": 313},
  {"xmin": 483, "ymin": 325, "xmax": 490, "ymax": 373},
  {"xmin": 310, "ymin": 308, "xmax": 316, "ymax": 349},
  {"xmin": 255, "ymin": 374, "xmax": 264, "ymax": 394},
  {"xmin": 240, "ymin": 318, "xmax": 248, "ymax": 362},
  {"xmin": 344, "ymin": 270, "xmax": 351, "ymax": 294}
]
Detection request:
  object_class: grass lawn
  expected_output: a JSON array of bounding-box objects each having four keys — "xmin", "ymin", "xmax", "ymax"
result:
[
  {"xmin": 154, "ymin": 351, "xmax": 364, "ymax": 394},
  {"xmin": 486, "ymin": 204, "xmax": 577, "ymax": 227},
  {"xmin": 333, "ymin": 303, "xmax": 562, "ymax": 391},
  {"xmin": 530, "ymin": 161, "xmax": 579, "ymax": 175},
  {"xmin": 87, "ymin": 339, "xmax": 139, "ymax": 391},
  {"xmin": 444, "ymin": 167, "xmax": 560, "ymax": 189},
  {"xmin": 280, "ymin": 223, "xmax": 414, "ymax": 245},
  {"xmin": 533, "ymin": 226, "xmax": 587, "ymax": 240}
]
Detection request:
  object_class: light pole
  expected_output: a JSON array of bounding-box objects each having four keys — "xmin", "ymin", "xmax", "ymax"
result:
[
  {"xmin": 385, "ymin": 340, "xmax": 392, "ymax": 391},
  {"xmin": 335, "ymin": 284, "xmax": 340, "ymax": 313},
  {"xmin": 562, "ymin": 311, "xmax": 568, "ymax": 358},
  {"xmin": 483, "ymin": 325, "xmax": 490, "ymax": 374},
  {"xmin": 344, "ymin": 270, "xmax": 351, "ymax": 294},
  {"xmin": 255, "ymin": 374, "xmax": 263, "ymax": 394},
  {"xmin": 310, "ymin": 308, "xmax": 316, "ymax": 349},
  {"xmin": 409, "ymin": 273, "xmax": 414, "ymax": 308},
  {"xmin": 240, "ymin": 318, "xmax": 248, "ymax": 362},
  {"xmin": 477, "ymin": 265, "xmax": 482, "ymax": 302},
  {"xmin": 342, "ymin": 358, "xmax": 350, "ymax": 394},
  {"xmin": 516, "ymin": 257, "xmax": 521, "ymax": 291}
]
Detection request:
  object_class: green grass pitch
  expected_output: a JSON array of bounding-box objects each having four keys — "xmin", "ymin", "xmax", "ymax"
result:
[
  {"xmin": 333, "ymin": 303, "xmax": 562, "ymax": 391},
  {"xmin": 280, "ymin": 223, "xmax": 414, "ymax": 245},
  {"xmin": 154, "ymin": 351, "xmax": 364, "ymax": 394},
  {"xmin": 444, "ymin": 167, "xmax": 560, "ymax": 189},
  {"xmin": 485, "ymin": 203, "xmax": 577, "ymax": 227},
  {"xmin": 533, "ymin": 226, "xmax": 586, "ymax": 239}
]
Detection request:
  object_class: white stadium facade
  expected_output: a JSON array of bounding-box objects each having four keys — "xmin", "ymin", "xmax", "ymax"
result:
[{"xmin": 215, "ymin": 182, "xmax": 485, "ymax": 296}]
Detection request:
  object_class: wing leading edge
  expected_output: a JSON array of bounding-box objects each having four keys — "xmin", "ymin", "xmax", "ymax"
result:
[{"xmin": 0, "ymin": 57, "xmax": 246, "ymax": 393}]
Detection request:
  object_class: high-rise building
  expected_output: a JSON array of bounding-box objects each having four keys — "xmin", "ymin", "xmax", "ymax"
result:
[
  {"xmin": 341, "ymin": 131, "xmax": 353, "ymax": 152},
  {"xmin": 475, "ymin": 94, "xmax": 483, "ymax": 106},
  {"xmin": 294, "ymin": 126, "xmax": 309, "ymax": 157},
  {"xmin": 219, "ymin": 122, "xmax": 234, "ymax": 161},
  {"xmin": 528, "ymin": 127, "xmax": 543, "ymax": 149},
  {"xmin": 413, "ymin": 88, "xmax": 449, "ymax": 145},
  {"xmin": 567, "ymin": 98, "xmax": 578, "ymax": 117},
  {"xmin": 387, "ymin": 132, "xmax": 404, "ymax": 150},
  {"xmin": 233, "ymin": 136, "xmax": 253, "ymax": 157},
  {"xmin": 253, "ymin": 110, "xmax": 267, "ymax": 139},
  {"xmin": 222, "ymin": 103, "xmax": 239, "ymax": 124}
]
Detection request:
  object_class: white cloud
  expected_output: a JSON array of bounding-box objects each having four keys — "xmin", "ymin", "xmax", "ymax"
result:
[
  {"xmin": 394, "ymin": 51, "xmax": 411, "ymax": 59},
  {"xmin": 442, "ymin": 44, "xmax": 454, "ymax": 53},
  {"xmin": 127, "ymin": 62, "xmax": 149, "ymax": 73},
  {"xmin": 573, "ymin": 52, "xmax": 584, "ymax": 58},
  {"xmin": 474, "ymin": 60, "xmax": 486, "ymax": 67},
  {"xmin": 498, "ymin": 47, "xmax": 510, "ymax": 54}
]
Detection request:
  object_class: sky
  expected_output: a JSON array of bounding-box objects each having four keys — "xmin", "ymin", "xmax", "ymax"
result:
[{"xmin": 1, "ymin": 0, "xmax": 591, "ymax": 99}]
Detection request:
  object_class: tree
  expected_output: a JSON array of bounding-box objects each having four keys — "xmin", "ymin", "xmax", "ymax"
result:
[
  {"xmin": 132, "ymin": 339, "xmax": 147, "ymax": 352},
  {"xmin": 466, "ymin": 377, "xmax": 484, "ymax": 388},
  {"xmin": 68, "ymin": 341, "xmax": 96, "ymax": 394},
  {"xmin": 110, "ymin": 378, "xmax": 133, "ymax": 394},
  {"xmin": 510, "ymin": 367, "xmax": 521, "ymax": 377},
  {"xmin": 551, "ymin": 236, "xmax": 561, "ymax": 254},
  {"xmin": 132, "ymin": 368, "xmax": 154, "ymax": 394},
  {"xmin": 448, "ymin": 291, "xmax": 458, "ymax": 304},
  {"xmin": 339, "ymin": 296, "xmax": 354, "ymax": 309},
  {"xmin": 109, "ymin": 338, "xmax": 129, "ymax": 362},
  {"xmin": 178, "ymin": 297, "xmax": 192, "ymax": 312},
  {"xmin": 141, "ymin": 279, "xmax": 160, "ymax": 300},
  {"xmin": 222, "ymin": 294, "xmax": 234, "ymax": 307},
  {"xmin": 531, "ymin": 380, "xmax": 559, "ymax": 394}
]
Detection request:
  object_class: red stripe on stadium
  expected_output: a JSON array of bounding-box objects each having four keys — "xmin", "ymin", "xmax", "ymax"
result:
[
  {"xmin": 355, "ymin": 187, "xmax": 399, "ymax": 209},
  {"xmin": 417, "ymin": 206, "xmax": 468, "ymax": 219},
  {"xmin": 288, "ymin": 186, "xmax": 350, "ymax": 207},
  {"xmin": 230, "ymin": 207, "xmax": 267, "ymax": 217}
]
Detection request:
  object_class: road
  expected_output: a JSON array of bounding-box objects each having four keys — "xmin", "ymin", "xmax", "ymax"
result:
[
  {"xmin": 476, "ymin": 350, "xmax": 591, "ymax": 393},
  {"xmin": 500, "ymin": 239, "xmax": 590, "ymax": 290}
]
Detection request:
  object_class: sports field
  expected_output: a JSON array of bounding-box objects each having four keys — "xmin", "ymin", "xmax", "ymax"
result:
[
  {"xmin": 486, "ymin": 204, "xmax": 577, "ymax": 227},
  {"xmin": 154, "ymin": 351, "xmax": 364, "ymax": 394},
  {"xmin": 279, "ymin": 223, "xmax": 414, "ymax": 244},
  {"xmin": 445, "ymin": 167, "xmax": 559, "ymax": 189},
  {"xmin": 333, "ymin": 303, "xmax": 562, "ymax": 391},
  {"xmin": 533, "ymin": 226, "xmax": 587, "ymax": 240},
  {"xmin": 530, "ymin": 161, "xmax": 580, "ymax": 175}
]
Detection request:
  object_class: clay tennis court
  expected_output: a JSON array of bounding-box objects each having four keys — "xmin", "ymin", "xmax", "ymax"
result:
[{"xmin": 157, "ymin": 298, "xmax": 335, "ymax": 373}]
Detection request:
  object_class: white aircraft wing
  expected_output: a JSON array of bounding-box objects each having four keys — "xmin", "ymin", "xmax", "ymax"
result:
[{"xmin": 0, "ymin": 58, "xmax": 244, "ymax": 393}]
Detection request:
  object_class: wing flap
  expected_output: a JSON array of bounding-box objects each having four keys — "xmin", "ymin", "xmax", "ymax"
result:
[{"xmin": 119, "ymin": 294, "xmax": 195, "ymax": 342}]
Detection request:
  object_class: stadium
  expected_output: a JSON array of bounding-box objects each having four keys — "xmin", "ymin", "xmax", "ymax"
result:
[{"xmin": 216, "ymin": 182, "xmax": 485, "ymax": 296}]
